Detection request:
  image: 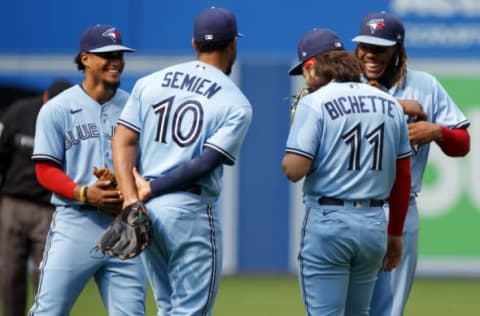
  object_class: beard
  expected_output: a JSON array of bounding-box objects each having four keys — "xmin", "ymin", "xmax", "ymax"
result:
[{"xmin": 225, "ymin": 51, "xmax": 237, "ymax": 76}]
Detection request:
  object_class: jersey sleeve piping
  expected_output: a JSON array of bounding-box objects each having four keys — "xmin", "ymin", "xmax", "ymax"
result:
[
  {"xmin": 397, "ymin": 150, "xmax": 412, "ymax": 159},
  {"xmin": 31, "ymin": 154, "xmax": 62, "ymax": 165},
  {"xmin": 204, "ymin": 142, "xmax": 235, "ymax": 165},
  {"xmin": 451, "ymin": 120, "xmax": 470, "ymax": 129},
  {"xmin": 118, "ymin": 119, "xmax": 141, "ymax": 133},
  {"xmin": 285, "ymin": 148, "xmax": 314, "ymax": 160}
]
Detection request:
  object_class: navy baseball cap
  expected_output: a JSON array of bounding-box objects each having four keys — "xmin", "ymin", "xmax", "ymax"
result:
[
  {"xmin": 352, "ymin": 12, "xmax": 405, "ymax": 47},
  {"xmin": 194, "ymin": 7, "xmax": 243, "ymax": 42},
  {"xmin": 79, "ymin": 24, "xmax": 134, "ymax": 53},
  {"xmin": 289, "ymin": 28, "xmax": 344, "ymax": 76}
]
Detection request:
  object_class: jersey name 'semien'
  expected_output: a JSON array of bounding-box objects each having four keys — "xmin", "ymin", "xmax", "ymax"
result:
[
  {"xmin": 324, "ymin": 94, "xmax": 397, "ymax": 120},
  {"xmin": 161, "ymin": 71, "xmax": 222, "ymax": 99}
]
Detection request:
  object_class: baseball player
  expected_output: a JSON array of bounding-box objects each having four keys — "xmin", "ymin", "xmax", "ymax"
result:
[
  {"xmin": 0, "ymin": 78, "xmax": 71, "ymax": 316},
  {"xmin": 111, "ymin": 7, "xmax": 252, "ymax": 316},
  {"xmin": 29, "ymin": 25, "xmax": 146, "ymax": 315},
  {"xmin": 352, "ymin": 12, "xmax": 471, "ymax": 316},
  {"xmin": 283, "ymin": 28, "xmax": 412, "ymax": 315}
]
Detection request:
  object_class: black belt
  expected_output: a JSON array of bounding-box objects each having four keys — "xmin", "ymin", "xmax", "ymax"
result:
[{"xmin": 318, "ymin": 197, "xmax": 384, "ymax": 207}]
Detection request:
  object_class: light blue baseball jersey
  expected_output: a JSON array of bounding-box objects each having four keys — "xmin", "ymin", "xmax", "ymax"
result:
[
  {"xmin": 369, "ymin": 68, "xmax": 471, "ymax": 316},
  {"xmin": 388, "ymin": 68, "xmax": 470, "ymax": 194},
  {"xmin": 32, "ymin": 84, "xmax": 126, "ymax": 206},
  {"xmin": 286, "ymin": 82, "xmax": 411, "ymax": 206},
  {"xmin": 29, "ymin": 85, "xmax": 147, "ymax": 316},
  {"xmin": 118, "ymin": 60, "xmax": 252, "ymax": 201}
]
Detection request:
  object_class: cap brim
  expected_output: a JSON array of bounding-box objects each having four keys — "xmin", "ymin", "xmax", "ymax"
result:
[
  {"xmin": 88, "ymin": 45, "xmax": 135, "ymax": 53},
  {"xmin": 288, "ymin": 62, "xmax": 303, "ymax": 76},
  {"xmin": 352, "ymin": 35, "xmax": 396, "ymax": 47}
]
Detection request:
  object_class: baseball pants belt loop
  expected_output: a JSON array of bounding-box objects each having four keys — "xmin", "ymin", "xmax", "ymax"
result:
[{"xmin": 318, "ymin": 197, "xmax": 384, "ymax": 207}]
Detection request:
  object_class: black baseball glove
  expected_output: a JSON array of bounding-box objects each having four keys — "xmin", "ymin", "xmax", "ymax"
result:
[{"xmin": 98, "ymin": 201, "xmax": 153, "ymax": 260}]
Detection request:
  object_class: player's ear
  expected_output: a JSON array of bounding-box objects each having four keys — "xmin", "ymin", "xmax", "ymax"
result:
[
  {"xmin": 231, "ymin": 37, "xmax": 237, "ymax": 49},
  {"xmin": 192, "ymin": 39, "xmax": 199, "ymax": 52},
  {"xmin": 80, "ymin": 53, "xmax": 90, "ymax": 68}
]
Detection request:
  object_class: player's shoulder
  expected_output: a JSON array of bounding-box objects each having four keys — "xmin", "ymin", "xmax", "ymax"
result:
[
  {"xmin": 46, "ymin": 84, "xmax": 78, "ymax": 103},
  {"xmin": 214, "ymin": 82, "xmax": 251, "ymax": 110},
  {"xmin": 39, "ymin": 85, "xmax": 78, "ymax": 113},
  {"xmin": 405, "ymin": 68, "xmax": 438, "ymax": 86}
]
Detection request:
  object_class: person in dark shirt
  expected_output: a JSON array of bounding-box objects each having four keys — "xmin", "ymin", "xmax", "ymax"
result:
[{"xmin": 0, "ymin": 78, "xmax": 72, "ymax": 316}]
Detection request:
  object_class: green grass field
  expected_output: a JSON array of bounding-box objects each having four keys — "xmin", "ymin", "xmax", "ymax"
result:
[{"xmin": 16, "ymin": 275, "xmax": 480, "ymax": 315}]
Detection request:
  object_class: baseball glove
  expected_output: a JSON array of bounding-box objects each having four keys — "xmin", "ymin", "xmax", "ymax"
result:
[
  {"xmin": 93, "ymin": 166, "xmax": 118, "ymax": 190},
  {"xmin": 290, "ymin": 87, "xmax": 310, "ymax": 126},
  {"xmin": 97, "ymin": 201, "xmax": 153, "ymax": 260}
]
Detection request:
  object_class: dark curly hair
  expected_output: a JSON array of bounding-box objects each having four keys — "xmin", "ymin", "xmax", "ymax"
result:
[{"xmin": 313, "ymin": 50, "xmax": 364, "ymax": 83}]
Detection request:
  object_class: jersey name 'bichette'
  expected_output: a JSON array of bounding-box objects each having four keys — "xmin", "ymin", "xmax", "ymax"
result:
[{"xmin": 324, "ymin": 94, "xmax": 397, "ymax": 120}]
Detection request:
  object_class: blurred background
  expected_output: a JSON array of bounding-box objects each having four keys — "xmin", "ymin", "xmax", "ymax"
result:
[{"xmin": 1, "ymin": 0, "xmax": 479, "ymax": 277}]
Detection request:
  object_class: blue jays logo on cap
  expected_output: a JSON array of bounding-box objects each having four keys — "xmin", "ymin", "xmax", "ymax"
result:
[
  {"xmin": 352, "ymin": 12, "xmax": 405, "ymax": 47},
  {"xmin": 367, "ymin": 19, "xmax": 385, "ymax": 34},
  {"xmin": 79, "ymin": 24, "xmax": 135, "ymax": 53},
  {"xmin": 102, "ymin": 28, "xmax": 121, "ymax": 43}
]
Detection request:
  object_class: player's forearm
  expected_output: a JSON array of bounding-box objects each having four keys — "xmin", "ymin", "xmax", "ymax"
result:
[
  {"xmin": 387, "ymin": 157, "xmax": 411, "ymax": 236},
  {"xmin": 149, "ymin": 147, "xmax": 224, "ymax": 197},
  {"xmin": 112, "ymin": 136, "xmax": 139, "ymax": 206},
  {"xmin": 436, "ymin": 127, "xmax": 470, "ymax": 157},
  {"xmin": 35, "ymin": 161, "xmax": 77, "ymax": 199}
]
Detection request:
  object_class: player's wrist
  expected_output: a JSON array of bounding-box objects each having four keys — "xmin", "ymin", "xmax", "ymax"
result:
[
  {"xmin": 123, "ymin": 198, "xmax": 140, "ymax": 209},
  {"xmin": 75, "ymin": 184, "xmax": 89, "ymax": 203}
]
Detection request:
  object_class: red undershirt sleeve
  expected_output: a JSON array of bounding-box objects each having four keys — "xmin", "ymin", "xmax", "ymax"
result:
[
  {"xmin": 35, "ymin": 161, "xmax": 77, "ymax": 200},
  {"xmin": 436, "ymin": 127, "xmax": 470, "ymax": 157},
  {"xmin": 388, "ymin": 157, "xmax": 411, "ymax": 236}
]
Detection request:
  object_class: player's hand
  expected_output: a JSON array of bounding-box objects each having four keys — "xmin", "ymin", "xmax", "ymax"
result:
[
  {"xmin": 408, "ymin": 121, "xmax": 442, "ymax": 146},
  {"xmin": 133, "ymin": 167, "xmax": 152, "ymax": 202},
  {"xmin": 398, "ymin": 99, "xmax": 427, "ymax": 121},
  {"xmin": 382, "ymin": 234, "xmax": 402, "ymax": 272},
  {"xmin": 87, "ymin": 179, "xmax": 124, "ymax": 215}
]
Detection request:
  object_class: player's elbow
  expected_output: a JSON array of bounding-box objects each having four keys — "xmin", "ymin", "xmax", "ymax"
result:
[
  {"xmin": 444, "ymin": 140, "xmax": 470, "ymax": 157},
  {"xmin": 282, "ymin": 159, "xmax": 302, "ymax": 182},
  {"xmin": 281, "ymin": 153, "xmax": 311, "ymax": 182},
  {"xmin": 283, "ymin": 169, "xmax": 303, "ymax": 182},
  {"xmin": 281, "ymin": 162, "xmax": 304, "ymax": 182}
]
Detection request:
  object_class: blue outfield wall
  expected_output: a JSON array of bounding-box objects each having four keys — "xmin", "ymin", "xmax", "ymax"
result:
[
  {"xmin": 238, "ymin": 60, "xmax": 292, "ymax": 272},
  {"xmin": 2, "ymin": 0, "xmax": 480, "ymax": 58}
]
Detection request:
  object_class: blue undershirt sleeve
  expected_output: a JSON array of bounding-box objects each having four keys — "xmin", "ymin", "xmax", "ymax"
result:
[{"xmin": 149, "ymin": 147, "xmax": 225, "ymax": 197}]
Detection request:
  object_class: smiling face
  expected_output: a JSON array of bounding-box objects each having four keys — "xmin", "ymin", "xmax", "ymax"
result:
[
  {"xmin": 355, "ymin": 43, "xmax": 396, "ymax": 81},
  {"xmin": 81, "ymin": 51, "xmax": 125, "ymax": 89}
]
